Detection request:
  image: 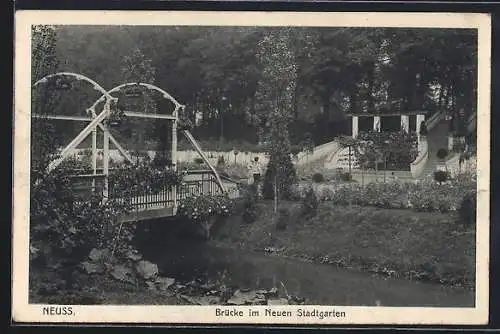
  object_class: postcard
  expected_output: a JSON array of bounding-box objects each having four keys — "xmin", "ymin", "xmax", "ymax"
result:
[{"xmin": 13, "ymin": 10, "xmax": 490, "ymax": 325}]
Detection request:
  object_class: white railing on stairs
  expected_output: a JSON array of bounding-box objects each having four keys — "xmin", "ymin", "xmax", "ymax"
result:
[
  {"xmin": 410, "ymin": 136, "xmax": 429, "ymax": 178},
  {"xmin": 408, "ymin": 109, "xmax": 446, "ymax": 177},
  {"xmin": 425, "ymin": 110, "xmax": 445, "ymax": 131},
  {"xmin": 467, "ymin": 112, "xmax": 477, "ymax": 132},
  {"xmin": 296, "ymin": 140, "xmax": 340, "ymax": 166}
]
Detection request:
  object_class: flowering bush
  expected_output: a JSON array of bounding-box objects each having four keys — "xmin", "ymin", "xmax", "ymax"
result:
[
  {"xmin": 177, "ymin": 194, "xmax": 233, "ymax": 223},
  {"xmin": 330, "ymin": 184, "xmax": 365, "ymax": 206},
  {"xmin": 109, "ymin": 160, "xmax": 183, "ymax": 196},
  {"xmin": 325, "ymin": 173, "xmax": 476, "ymax": 214},
  {"xmin": 319, "ymin": 187, "xmax": 335, "ymax": 201}
]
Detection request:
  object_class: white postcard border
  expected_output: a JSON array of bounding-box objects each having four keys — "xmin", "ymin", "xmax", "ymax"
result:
[{"xmin": 13, "ymin": 10, "xmax": 491, "ymax": 325}]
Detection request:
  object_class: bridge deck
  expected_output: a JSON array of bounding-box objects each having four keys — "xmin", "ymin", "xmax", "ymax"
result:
[{"xmin": 73, "ymin": 176, "xmax": 240, "ymax": 223}]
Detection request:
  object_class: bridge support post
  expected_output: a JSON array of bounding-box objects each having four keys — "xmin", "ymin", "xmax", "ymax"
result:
[
  {"xmin": 171, "ymin": 111, "xmax": 178, "ymax": 212},
  {"xmin": 352, "ymin": 116, "xmax": 358, "ymax": 138},
  {"xmin": 91, "ymin": 109, "xmax": 98, "ymax": 192},
  {"xmin": 102, "ymin": 101, "xmax": 111, "ymax": 202}
]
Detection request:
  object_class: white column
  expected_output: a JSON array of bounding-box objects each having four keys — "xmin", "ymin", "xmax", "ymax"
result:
[
  {"xmin": 401, "ymin": 115, "xmax": 409, "ymax": 133},
  {"xmin": 352, "ymin": 116, "xmax": 359, "ymax": 138},
  {"xmin": 373, "ymin": 116, "xmax": 381, "ymax": 132}
]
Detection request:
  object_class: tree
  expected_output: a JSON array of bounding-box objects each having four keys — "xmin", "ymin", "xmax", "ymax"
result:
[
  {"xmin": 254, "ymin": 28, "xmax": 298, "ymax": 212},
  {"xmin": 119, "ymin": 47, "xmax": 157, "ymax": 162},
  {"xmin": 50, "ymin": 26, "xmax": 477, "ymax": 149},
  {"xmin": 31, "ymin": 25, "xmax": 60, "ymax": 175}
]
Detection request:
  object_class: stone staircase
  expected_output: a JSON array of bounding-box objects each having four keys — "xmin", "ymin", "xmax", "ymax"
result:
[
  {"xmin": 418, "ymin": 119, "xmax": 450, "ymax": 179},
  {"xmin": 296, "ymin": 140, "xmax": 340, "ymax": 166}
]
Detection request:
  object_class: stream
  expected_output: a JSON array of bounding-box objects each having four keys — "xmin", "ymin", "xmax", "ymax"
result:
[{"xmin": 137, "ymin": 235, "xmax": 474, "ymax": 307}]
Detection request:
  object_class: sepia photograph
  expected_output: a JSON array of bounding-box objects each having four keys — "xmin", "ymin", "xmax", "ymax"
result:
[{"xmin": 13, "ymin": 11, "xmax": 490, "ymax": 324}]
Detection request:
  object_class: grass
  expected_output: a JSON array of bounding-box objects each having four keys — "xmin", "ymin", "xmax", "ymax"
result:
[{"xmin": 213, "ymin": 201, "xmax": 476, "ymax": 290}]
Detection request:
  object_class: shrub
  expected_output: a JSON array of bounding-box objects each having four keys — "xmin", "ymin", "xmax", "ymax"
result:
[
  {"xmin": 312, "ymin": 173, "xmax": 325, "ymax": 183},
  {"xmin": 433, "ymin": 170, "xmax": 449, "ymax": 183},
  {"xmin": 217, "ymin": 156, "xmax": 225, "ymax": 166},
  {"xmin": 436, "ymin": 148, "xmax": 449, "ymax": 160},
  {"xmin": 177, "ymin": 194, "xmax": 233, "ymax": 224},
  {"xmin": 288, "ymin": 185, "xmax": 304, "ymax": 201},
  {"xmin": 242, "ymin": 184, "xmax": 259, "ymax": 224},
  {"xmin": 320, "ymin": 187, "xmax": 335, "ymax": 201},
  {"xmin": 301, "ymin": 187, "xmax": 319, "ymax": 218},
  {"xmin": 275, "ymin": 208, "xmax": 290, "ymax": 231},
  {"xmin": 331, "ymin": 184, "xmax": 364, "ymax": 206},
  {"xmin": 340, "ymin": 172, "xmax": 352, "ymax": 182},
  {"xmin": 194, "ymin": 157, "xmax": 204, "ymax": 165},
  {"xmin": 30, "ymin": 166, "xmax": 136, "ymax": 271},
  {"xmin": 262, "ymin": 153, "xmax": 297, "ymax": 200},
  {"xmin": 109, "ymin": 161, "xmax": 183, "ymax": 195},
  {"xmin": 457, "ymin": 191, "xmax": 476, "ymax": 227},
  {"xmin": 327, "ymin": 176, "xmax": 475, "ymax": 214}
]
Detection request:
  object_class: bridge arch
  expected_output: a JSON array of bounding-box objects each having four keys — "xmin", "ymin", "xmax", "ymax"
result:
[
  {"xmin": 33, "ymin": 71, "xmax": 113, "ymax": 101},
  {"xmin": 87, "ymin": 82, "xmax": 184, "ymax": 116}
]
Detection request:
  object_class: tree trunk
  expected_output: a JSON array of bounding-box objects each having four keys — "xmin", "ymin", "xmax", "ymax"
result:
[
  {"xmin": 273, "ymin": 176, "xmax": 278, "ymax": 214},
  {"xmin": 348, "ymin": 146, "xmax": 352, "ymax": 174}
]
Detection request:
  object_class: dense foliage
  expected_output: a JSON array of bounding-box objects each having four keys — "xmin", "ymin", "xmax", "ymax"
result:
[
  {"xmin": 109, "ymin": 160, "xmax": 184, "ymax": 197},
  {"xmin": 355, "ymin": 130, "xmax": 418, "ymax": 170},
  {"xmin": 177, "ymin": 194, "xmax": 233, "ymax": 223},
  {"xmin": 433, "ymin": 170, "xmax": 449, "ymax": 184},
  {"xmin": 318, "ymin": 173, "xmax": 476, "ymax": 218},
  {"xmin": 30, "ymin": 164, "xmax": 136, "ymax": 268},
  {"xmin": 39, "ymin": 25, "xmax": 477, "ymax": 150}
]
